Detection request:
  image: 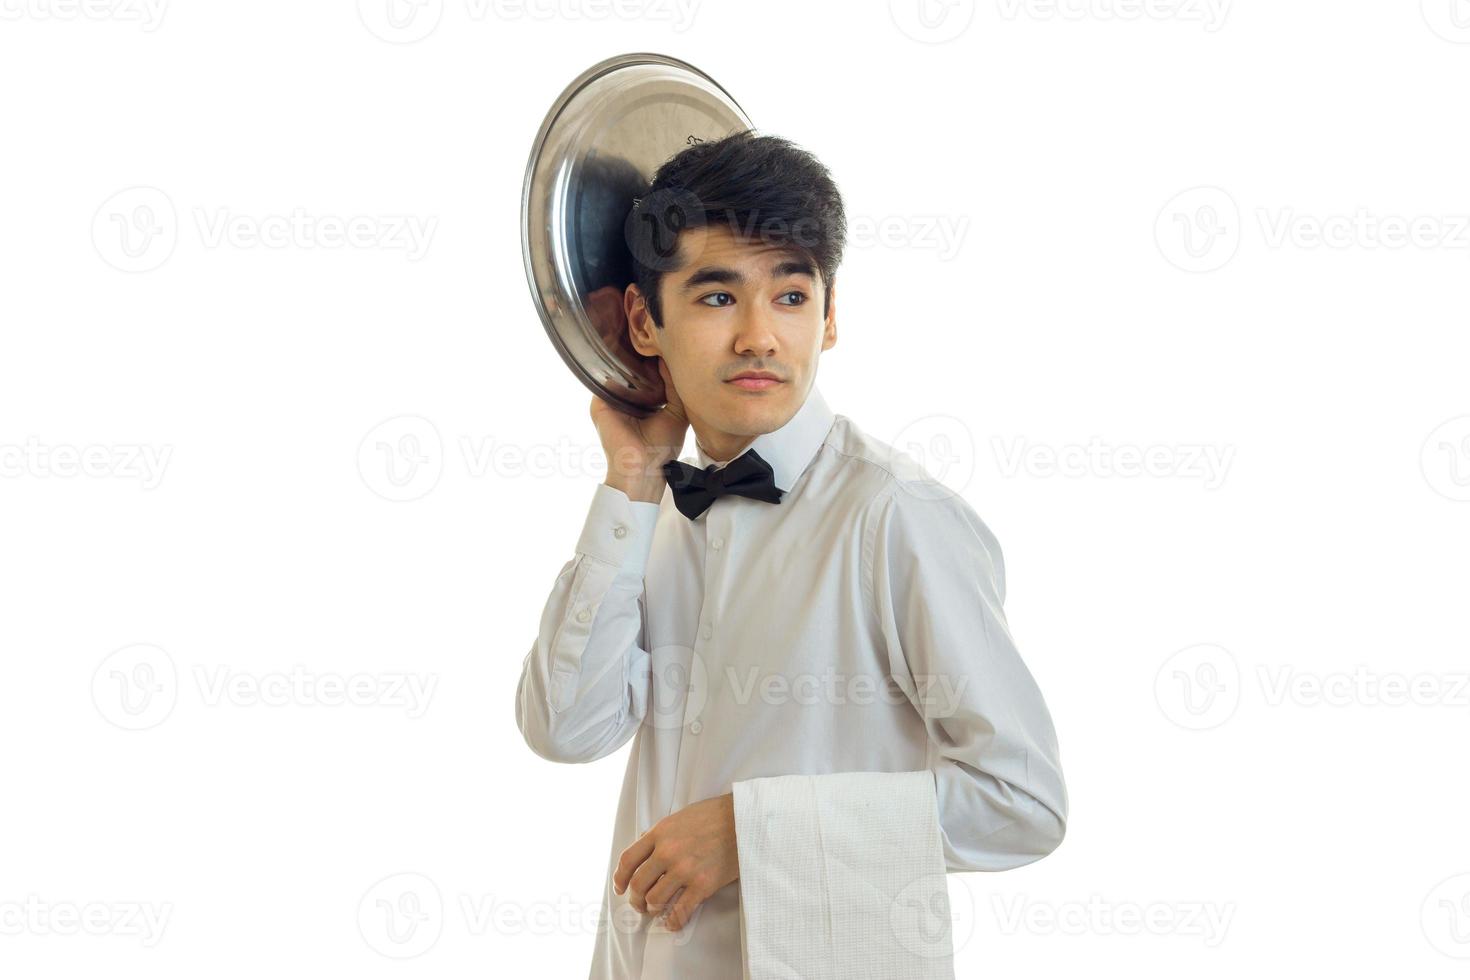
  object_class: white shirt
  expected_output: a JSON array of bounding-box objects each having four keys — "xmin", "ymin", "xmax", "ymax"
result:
[{"xmin": 515, "ymin": 383, "xmax": 1068, "ymax": 979}]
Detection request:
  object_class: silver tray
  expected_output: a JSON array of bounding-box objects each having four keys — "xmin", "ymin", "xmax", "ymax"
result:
[{"xmin": 521, "ymin": 52, "xmax": 753, "ymax": 417}]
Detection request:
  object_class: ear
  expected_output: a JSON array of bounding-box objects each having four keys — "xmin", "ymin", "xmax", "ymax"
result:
[
  {"xmin": 625, "ymin": 283, "xmax": 662, "ymax": 357},
  {"xmin": 821, "ymin": 277, "xmax": 838, "ymax": 352}
]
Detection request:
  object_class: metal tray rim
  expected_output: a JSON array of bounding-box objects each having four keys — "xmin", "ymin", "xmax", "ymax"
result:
[{"xmin": 519, "ymin": 52, "xmax": 752, "ymax": 416}]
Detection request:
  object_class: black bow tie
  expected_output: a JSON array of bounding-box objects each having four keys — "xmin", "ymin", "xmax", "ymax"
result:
[{"xmin": 662, "ymin": 448, "xmax": 784, "ymax": 521}]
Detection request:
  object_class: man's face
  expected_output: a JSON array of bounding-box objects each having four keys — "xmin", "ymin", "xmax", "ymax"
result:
[{"xmin": 625, "ymin": 222, "xmax": 837, "ymax": 460}]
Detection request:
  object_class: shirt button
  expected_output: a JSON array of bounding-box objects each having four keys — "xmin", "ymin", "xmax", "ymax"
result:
[
  {"xmin": 710, "ymin": 537, "xmax": 724, "ymax": 550},
  {"xmin": 613, "ymin": 524, "xmax": 627, "ymax": 539},
  {"xmin": 702, "ymin": 624, "xmax": 712, "ymax": 639},
  {"xmin": 576, "ymin": 607, "xmax": 592, "ymax": 623}
]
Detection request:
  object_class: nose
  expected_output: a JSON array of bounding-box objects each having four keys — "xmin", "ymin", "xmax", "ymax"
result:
[{"xmin": 732, "ymin": 307, "xmax": 778, "ymax": 358}]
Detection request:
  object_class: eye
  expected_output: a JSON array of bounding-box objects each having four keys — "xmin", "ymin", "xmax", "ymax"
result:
[
  {"xmin": 776, "ymin": 290, "xmax": 806, "ymax": 306},
  {"xmin": 699, "ymin": 292, "xmax": 735, "ymax": 307}
]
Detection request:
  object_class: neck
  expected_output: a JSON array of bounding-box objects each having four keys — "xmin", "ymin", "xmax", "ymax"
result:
[{"xmin": 694, "ymin": 427, "xmax": 756, "ymax": 464}]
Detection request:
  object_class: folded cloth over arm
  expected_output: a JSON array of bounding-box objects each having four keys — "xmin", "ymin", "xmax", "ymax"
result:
[{"xmin": 732, "ymin": 770, "xmax": 955, "ymax": 980}]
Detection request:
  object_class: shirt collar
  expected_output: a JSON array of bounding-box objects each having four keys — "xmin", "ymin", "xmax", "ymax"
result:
[{"xmin": 693, "ymin": 383, "xmax": 836, "ymax": 494}]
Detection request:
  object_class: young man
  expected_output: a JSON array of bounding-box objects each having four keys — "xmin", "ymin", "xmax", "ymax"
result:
[{"xmin": 516, "ymin": 130, "xmax": 1067, "ymax": 979}]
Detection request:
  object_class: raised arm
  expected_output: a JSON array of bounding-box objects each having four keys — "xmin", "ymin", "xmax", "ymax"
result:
[
  {"xmin": 515, "ymin": 481, "xmax": 661, "ymax": 763},
  {"xmin": 516, "ymin": 375, "xmax": 688, "ymax": 764}
]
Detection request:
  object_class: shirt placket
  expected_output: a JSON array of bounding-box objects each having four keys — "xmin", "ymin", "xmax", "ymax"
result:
[{"xmin": 668, "ymin": 502, "xmax": 730, "ymax": 810}]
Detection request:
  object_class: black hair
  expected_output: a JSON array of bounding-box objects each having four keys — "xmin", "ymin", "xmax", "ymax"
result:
[{"xmin": 626, "ymin": 129, "xmax": 846, "ymax": 328}]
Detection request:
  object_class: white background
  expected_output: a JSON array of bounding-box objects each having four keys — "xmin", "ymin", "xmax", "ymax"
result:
[{"xmin": 3, "ymin": 0, "xmax": 1469, "ymax": 976}]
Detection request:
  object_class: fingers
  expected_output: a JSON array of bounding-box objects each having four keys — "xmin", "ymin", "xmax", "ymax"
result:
[
  {"xmin": 625, "ymin": 859, "xmax": 666, "ymax": 914},
  {"xmin": 644, "ymin": 871, "xmax": 681, "ymax": 913},
  {"xmin": 612, "ymin": 833, "xmax": 655, "ymax": 896},
  {"xmin": 663, "ymin": 883, "xmax": 708, "ymax": 932}
]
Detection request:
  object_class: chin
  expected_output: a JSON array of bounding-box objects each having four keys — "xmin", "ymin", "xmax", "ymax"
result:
[{"xmin": 706, "ymin": 388, "xmax": 777, "ymax": 425}]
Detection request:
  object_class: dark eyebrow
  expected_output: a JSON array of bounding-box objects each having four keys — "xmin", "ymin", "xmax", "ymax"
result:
[{"xmin": 678, "ymin": 259, "xmax": 817, "ymax": 292}]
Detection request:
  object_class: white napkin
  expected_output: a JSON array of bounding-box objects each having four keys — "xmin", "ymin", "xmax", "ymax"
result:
[{"xmin": 732, "ymin": 770, "xmax": 956, "ymax": 979}]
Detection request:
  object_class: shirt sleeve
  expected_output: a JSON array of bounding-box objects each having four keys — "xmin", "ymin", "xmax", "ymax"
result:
[
  {"xmin": 514, "ymin": 481, "xmax": 661, "ymax": 764},
  {"xmin": 864, "ymin": 479, "xmax": 1068, "ymax": 871}
]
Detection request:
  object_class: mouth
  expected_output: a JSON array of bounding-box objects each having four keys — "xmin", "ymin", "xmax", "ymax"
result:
[{"xmin": 727, "ymin": 373, "xmax": 783, "ymax": 391}]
